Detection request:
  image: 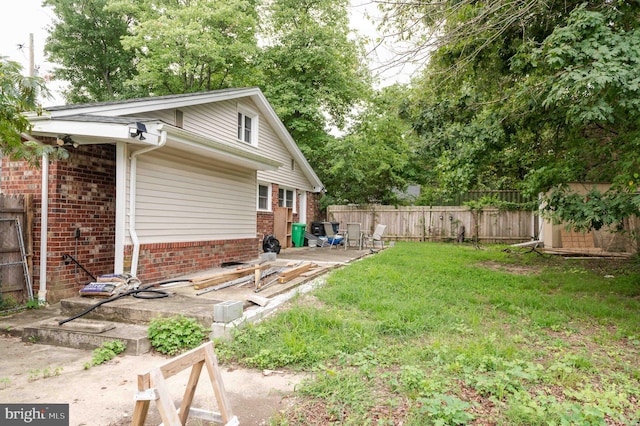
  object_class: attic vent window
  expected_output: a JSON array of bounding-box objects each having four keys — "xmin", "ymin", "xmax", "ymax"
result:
[
  {"xmin": 238, "ymin": 112, "xmax": 251, "ymax": 142},
  {"xmin": 236, "ymin": 104, "xmax": 258, "ymax": 146},
  {"xmin": 175, "ymin": 110, "xmax": 184, "ymax": 128}
]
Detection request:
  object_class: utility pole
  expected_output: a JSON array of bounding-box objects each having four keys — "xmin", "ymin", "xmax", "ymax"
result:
[{"xmin": 29, "ymin": 33, "xmax": 35, "ymax": 77}]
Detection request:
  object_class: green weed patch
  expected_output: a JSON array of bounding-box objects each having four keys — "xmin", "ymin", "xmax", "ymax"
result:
[{"xmin": 216, "ymin": 242, "xmax": 640, "ymax": 424}]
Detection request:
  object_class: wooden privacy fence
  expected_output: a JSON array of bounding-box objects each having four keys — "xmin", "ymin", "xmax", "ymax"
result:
[
  {"xmin": 0, "ymin": 194, "xmax": 34, "ymax": 304},
  {"xmin": 326, "ymin": 205, "xmax": 538, "ymax": 244}
]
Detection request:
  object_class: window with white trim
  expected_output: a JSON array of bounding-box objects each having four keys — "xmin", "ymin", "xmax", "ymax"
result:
[
  {"xmin": 237, "ymin": 104, "xmax": 258, "ymax": 145},
  {"xmin": 257, "ymin": 183, "xmax": 271, "ymax": 211},
  {"xmin": 278, "ymin": 187, "xmax": 295, "ymax": 211}
]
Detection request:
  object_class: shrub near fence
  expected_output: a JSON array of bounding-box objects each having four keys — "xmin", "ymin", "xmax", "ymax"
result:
[{"xmin": 326, "ymin": 205, "xmax": 538, "ymax": 244}]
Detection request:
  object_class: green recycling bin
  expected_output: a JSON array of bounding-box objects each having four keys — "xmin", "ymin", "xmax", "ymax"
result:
[{"xmin": 292, "ymin": 223, "xmax": 306, "ymax": 247}]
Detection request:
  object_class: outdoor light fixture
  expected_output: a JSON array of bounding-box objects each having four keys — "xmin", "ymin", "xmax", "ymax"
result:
[
  {"xmin": 129, "ymin": 122, "xmax": 147, "ymax": 140},
  {"xmin": 56, "ymin": 135, "xmax": 79, "ymax": 148}
]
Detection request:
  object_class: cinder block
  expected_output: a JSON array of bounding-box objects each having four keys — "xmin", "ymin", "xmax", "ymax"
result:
[
  {"xmin": 213, "ymin": 300, "xmax": 243, "ymax": 323},
  {"xmin": 261, "ymin": 252, "xmax": 277, "ymax": 262}
]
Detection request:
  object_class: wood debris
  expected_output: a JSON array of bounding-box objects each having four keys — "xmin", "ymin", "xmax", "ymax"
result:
[
  {"xmin": 278, "ymin": 263, "xmax": 317, "ymax": 284},
  {"xmin": 191, "ymin": 263, "xmax": 270, "ymax": 290},
  {"xmin": 193, "ymin": 261, "xmax": 321, "ymax": 296}
]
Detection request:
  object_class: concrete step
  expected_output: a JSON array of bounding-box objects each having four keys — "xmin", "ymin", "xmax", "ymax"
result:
[
  {"xmin": 22, "ymin": 317, "xmax": 150, "ymax": 355},
  {"xmin": 60, "ymin": 294, "xmax": 217, "ymax": 327}
]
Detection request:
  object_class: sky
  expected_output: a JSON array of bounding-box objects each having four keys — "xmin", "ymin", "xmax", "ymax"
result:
[
  {"xmin": 0, "ymin": 0, "xmax": 64, "ymax": 106},
  {"xmin": 0, "ymin": 0, "xmax": 415, "ymax": 107}
]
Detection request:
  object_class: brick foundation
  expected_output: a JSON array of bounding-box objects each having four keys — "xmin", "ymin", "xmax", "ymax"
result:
[{"xmin": 124, "ymin": 238, "xmax": 259, "ymax": 284}]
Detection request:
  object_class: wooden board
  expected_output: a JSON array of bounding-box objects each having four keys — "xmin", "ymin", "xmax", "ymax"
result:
[
  {"xmin": 278, "ymin": 263, "xmax": 317, "ymax": 284},
  {"xmin": 192, "ymin": 264, "xmax": 271, "ymax": 290}
]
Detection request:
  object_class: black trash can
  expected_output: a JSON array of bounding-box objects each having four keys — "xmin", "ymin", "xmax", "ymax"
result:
[{"xmin": 311, "ymin": 221, "xmax": 325, "ymax": 236}]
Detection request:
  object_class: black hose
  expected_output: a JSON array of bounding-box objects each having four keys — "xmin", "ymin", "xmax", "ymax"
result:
[
  {"xmin": 57, "ymin": 285, "xmax": 170, "ymax": 325},
  {"xmin": 154, "ymin": 278, "xmax": 192, "ymax": 286}
]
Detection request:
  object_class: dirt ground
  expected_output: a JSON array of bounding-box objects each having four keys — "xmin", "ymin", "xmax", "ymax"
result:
[
  {"xmin": 0, "ymin": 248, "xmax": 369, "ymax": 425},
  {"xmin": 0, "ymin": 335, "xmax": 306, "ymax": 425}
]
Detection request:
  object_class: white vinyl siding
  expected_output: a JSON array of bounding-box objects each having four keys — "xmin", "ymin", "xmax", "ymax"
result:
[
  {"xmin": 253, "ymin": 100, "xmax": 312, "ymax": 190},
  {"xmin": 149, "ymin": 98, "xmax": 315, "ymax": 191},
  {"xmin": 132, "ymin": 149, "xmax": 256, "ymax": 243},
  {"xmin": 152, "ymin": 101, "xmax": 240, "ymax": 144}
]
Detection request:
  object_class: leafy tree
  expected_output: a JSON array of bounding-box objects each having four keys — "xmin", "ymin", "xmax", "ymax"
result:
[
  {"xmin": 257, "ymin": 0, "xmax": 372, "ymax": 166},
  {"xmin": 406, "ymin": 34, "xmax": 529, "ymax": 202},
  {"xmin": 544, "ymin": 183, "xmax": 640, "ymax": 233},
  {"xmin": 375, "ymin": 0, "xmax": 583, "ymax": 72},
  {"xmin": 518, "ymin": 4, "xmax": 640, "ymax": 188},
  {"xmin": 112, "ymin": 0, "xmax": 260, "ymax": 95},
  {"xmin": 0, "ymin": 57, "xmax": 61, "ymax": 165},
  {"xmin": 322, "ymin": 84, "xmax": 417, "ymax": 205},
  {"xmin": 377, "ymin": 1, "xmax": 640, "ymax": 234},
  {"xmin": 44, "ymin": 0, "xmax": 139, "ymax": 103}
]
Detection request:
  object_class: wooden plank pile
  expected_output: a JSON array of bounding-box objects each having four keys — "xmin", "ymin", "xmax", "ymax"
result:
[{"xmin": 189, "ymin": 261, "xmax": 320, "ymax": 296}]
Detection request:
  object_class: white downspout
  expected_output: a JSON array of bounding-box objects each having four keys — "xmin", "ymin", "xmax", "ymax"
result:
[
  {"xmin": 38, "ymin": 152, "xmax": 49, "ymax": 302},
  {"xmin": 128, "ymin": 130, "xmax": 167, "ymax": 277},
  {"xmin": 114, "ymin": 143, "xmax": 127, "ymax": 273},
  {"xmin": 20, "ymin": 133, "xmax": 49, "ymax": 303}
]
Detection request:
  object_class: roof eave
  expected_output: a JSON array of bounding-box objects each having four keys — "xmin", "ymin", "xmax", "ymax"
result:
[
  {"xmin": 28, "ymin": 118, "xmax": 280, "ymax": 171},
  {"xmin": 31, "ymin": 87, "xmax": 322, "ymax": 186}
]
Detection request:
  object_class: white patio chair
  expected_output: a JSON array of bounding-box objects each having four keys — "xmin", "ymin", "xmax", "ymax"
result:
[
  {"xmin": 344, "ymin": 223, "xmax": 363, "ymax": 250},
  {"xmin": 365, "ymin": 224, "xmax": 387, "ymax": 249}
]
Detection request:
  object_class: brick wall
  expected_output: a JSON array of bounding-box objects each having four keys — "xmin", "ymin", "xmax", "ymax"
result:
[
  {"xmin": 49, "ymin": 145, "xmax": 117, "ymax": 301},
  {"xmin": 124, "ymin": 238, "xmax": 259, "ymax": 284},
  {"xmin": 1, "ymin": 142, "xmax": 118, "ymax": 301},
  {"xmin": 307, "ymin": 191, "xmax": 321, "ymax": 227},
  {"xmin": 256, "ymin": 183, "xmax": 322, "ymax": 249}
]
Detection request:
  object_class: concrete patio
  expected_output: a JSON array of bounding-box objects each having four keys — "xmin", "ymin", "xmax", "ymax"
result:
[{"xmin": 0, "ymin": 245, "xmax": 375, "ymax": 354}]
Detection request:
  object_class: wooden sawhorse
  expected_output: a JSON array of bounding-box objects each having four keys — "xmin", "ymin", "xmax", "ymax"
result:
[{"xmin": 132, "ymin": 341, "xmax": 238, "ymax": 425}]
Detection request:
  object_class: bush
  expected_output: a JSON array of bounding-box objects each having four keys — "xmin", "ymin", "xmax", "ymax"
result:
[
  {"xmin": 148, "ymin": 315, "xmax": 208, "ymax": 356},
  {"xmin": 84, "ymin": 340, "xmax": 126, "ymax": 369}
]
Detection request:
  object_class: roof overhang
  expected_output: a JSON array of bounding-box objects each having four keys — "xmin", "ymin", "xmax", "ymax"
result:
[
  {"xmin": 29, "ymin": 114, "xmax": 161, "ymax": 145},
  {"xmin": 36, "ymin": 87, "xmax": 323, "ymax": 190},
  {"xmin": 27, "ymin": 114, "xmax": 280, "ymax": 171}
]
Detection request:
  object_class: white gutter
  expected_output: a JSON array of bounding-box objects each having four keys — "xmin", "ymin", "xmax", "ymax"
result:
[
  {"xmin": 128, "ymin": 131, "xmax": 167, "ymax": 277},
  {"xmin": 39, "ymin": 153, "xmax": 49, "ymax": 302}
]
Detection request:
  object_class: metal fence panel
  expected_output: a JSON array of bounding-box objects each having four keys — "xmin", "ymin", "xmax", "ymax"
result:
[{"xmin": 0, "ymin": 194, "xmax": 32, "ymax": 304}]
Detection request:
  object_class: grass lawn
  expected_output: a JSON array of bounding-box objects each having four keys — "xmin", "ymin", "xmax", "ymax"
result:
[{"xmin": 216, "ymin": 242, "xmax": 640, "ymax": 425}]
